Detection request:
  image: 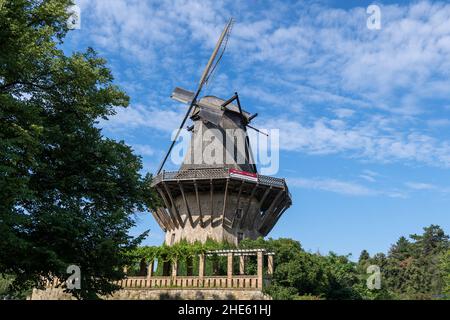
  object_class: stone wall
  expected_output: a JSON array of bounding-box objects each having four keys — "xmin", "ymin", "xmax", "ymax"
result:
[{"xmin": 30, "ymin": 288, "xmax": 271, "ymax": 300}]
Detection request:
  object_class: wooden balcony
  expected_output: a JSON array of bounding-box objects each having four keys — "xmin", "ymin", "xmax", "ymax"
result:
[
  {"xmin": 114, "ymin": 275, "xmax": 263, "ymax": 290},
  {"xmin": 44, "ymin": 250, "xmax": 274, "ymax": 292},
  {"xmin": 152, "ymin": 168, "xmax": 289, "ymax": 190}
]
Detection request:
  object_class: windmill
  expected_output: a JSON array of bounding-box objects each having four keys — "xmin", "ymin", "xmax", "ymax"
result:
[{"xmin": 151, "ymin": 18, "xmax": 292, "ymax": 245}]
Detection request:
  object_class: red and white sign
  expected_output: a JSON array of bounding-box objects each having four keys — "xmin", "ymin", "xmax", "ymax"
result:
[{"xmin": 229, "ymin": 168, "xmax": 258, "ymax": 183}]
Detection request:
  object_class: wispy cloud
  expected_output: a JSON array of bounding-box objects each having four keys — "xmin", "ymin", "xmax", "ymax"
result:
[
  {"xmin": 131, "ymin": 144, "xmax": 156, "ymax": 156},
  {"xmin": 359, "ymin": 170, "xmax": 379, "ymax": 183},
  {"xmin": 100, "ymin": 104, "xmax": 184, "ymax": 133},
  {"xmin": 263, "ymin": 116, "xmax": 450, "ymax": 168},
  {"xmin": 405, "ymin": 182, "xmax": 437, "ymax": 190},
  {"xmin": 426, "ymin": 119, "xmax": 450, "ymax": 128},
  {"xmin": 288, "ymin": 177, "xmax": 406, "ymax": 198},
  {"xmin": 289, "ymin": 177, "xmax": 373, "ymax": 196},
  {"xmin": 359, "ymin": 174, "xmax": 376, "ymax": 183},
  {"xmin": 333, "ymin": 108, "xmax": 355, "ymax": 119},
  {"xmin": 404, "ymin": 181, "xmax": 450, "ymax": 196},
  {"xmin": 72, "ymin": 0, "xmax": 450, "ymax": 170}
]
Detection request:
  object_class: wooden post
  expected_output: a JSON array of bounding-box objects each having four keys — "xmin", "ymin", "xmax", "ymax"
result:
[
  {"xmin": 163, "ymin": 182, "xmax": 183, "ymax": 226},
  {"xmin": 221, "ymin": 179, "xmax": 229, "ymax": 226},
  {"xmin": 156, "ymin": 186, "xmax": 179, "ymax": 228},
  {"xmin": 227, "ymin": 252, "xmax": 233, "ymax": 287},
  {"xmin": 213, "ymin": 259, "xmax": 219, "ymax": 275},
  {"xmin": 267, "ymin": 255, "xmax": 274, "ymax": 276},
  {"xmin": 240, "ymin": 184, "xmax": 258, "ymax": 228},
  {"xmin": 171, "ymin": 259, "xmax": 178, "ymax": 277},
  {"xmin": 199, "ymin": 254, "xmax": 205, "ymax": 279},
  {"xmin": 139, "ymin": 258, "xmax": 147, "ymax": 276},
  {"xmin": 210, "ymin": 181, "xmax": 214, "ymax": 220},
  {"xmin": 194, "ymin": 182, "xmax": 204, "ymax": 227},
  {"xmin": 147, "ymin": 260, "xmax": 154, "ymax": 280},
  {"xmin": 179, "ymin": 183, "xmax": 193, "ymax": 226},
  {"xmin": 257, "ymin": 251, "xmax": 263, "ymax": 289},
  {"xmin": 239, "ymin": 255, "xmax": 246, "ymax": 275},
  {"xmin": 186, "ymin": 257, "xmax": 194, "ymax": 276}
]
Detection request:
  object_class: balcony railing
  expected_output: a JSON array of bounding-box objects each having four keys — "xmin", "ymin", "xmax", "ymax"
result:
[
  {"xmin": 44, "ymin": 249, "xmax": 274, "ymax": 292},
  {"xmin": 113, "ymin": 275, "xmax": 262, "ymax": 290},
  {"xmin": 152, "ymin": 168, "xmax": 287, "ymax": 189}
]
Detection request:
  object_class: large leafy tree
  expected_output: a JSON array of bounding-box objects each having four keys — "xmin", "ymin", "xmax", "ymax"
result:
[
  {"xmin": 440, "ymin": 249, "xmax": 450, "ymax": 298},
  {"xmin": 0, "ymin": 0, "xmax": 157, "ymax": 299}
]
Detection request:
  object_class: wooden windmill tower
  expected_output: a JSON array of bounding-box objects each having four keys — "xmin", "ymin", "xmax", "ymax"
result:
[{"xmin": 151, "ymin": 19, "xmax": 292, "ymax": 245}]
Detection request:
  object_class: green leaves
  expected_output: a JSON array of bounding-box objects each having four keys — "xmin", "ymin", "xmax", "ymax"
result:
[
  {"xmin": 128, "ymin": 239, "xmax": 235, "ymax": 265},
  {"xmin": 0, "ymin": 0, "xmax": 72, "ymax": 93},
  {"xmin": 245, "ymin": 228, "xmax": 448, "ymax": 300},
  {"xmin": 357, "ymin": 225, "xmax": 449, "ymax": 300},
  {"xmin": 0, "ymin": 0, "xmax": 155, "ymax": 299},
  {"xmin": 441, "ymin": 250, "xmax": 450, "ymax": 298}
]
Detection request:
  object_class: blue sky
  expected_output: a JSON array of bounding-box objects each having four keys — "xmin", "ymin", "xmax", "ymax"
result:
[{"xmin": 63, "ymin": 0, "xmax": 450, "ymax": 258}]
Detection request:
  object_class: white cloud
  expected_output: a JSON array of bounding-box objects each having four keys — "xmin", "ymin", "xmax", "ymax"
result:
[
  {"xmin": 211, "ymin": 2, "xmax": 450, "ymax": 114},
  {"xmin": 289, "ymin": 177, "xmax": 374, "ymax": 196},
  {"xmin": 131, "ymin": 144, "xmax": 155, "ymax": 156},
  {"xmin": 101, "ymin": 104, "xmax": 185, "ymax": 133},
  {"xmin": 359, "ymin": 174, "xmax": 376, "ymax": 183},
  {"xmin": 333, "ymin": 108, "xmax": 355, "ymax": 118},
  {"xmin": 263, "ymin": 116, "xmax": 450, "ymax": 168},
  {"xmin": 405, "ymin": 182, "xmax": 436, "ymax": 190},
  {"xmin": 403, "ymin": 181, "xmax": 450, "ymax": 196},
  {"xmin": 359, "ymin": 169, "xmax": 379, "ymax": 182},
  {"xmin": 75, "ymin": 0, "xmax": 450, "ymax": 115},
  {"xmin": 73, "ymin": 0, "xmax": 450, "ymax": 170},
  {"xmin": 426, "ymin": 119, "xmax": 450, "ymax": 128},
  {"xmin": 288, "ymin": 177, "xmax": 406, "ymax": 198}
]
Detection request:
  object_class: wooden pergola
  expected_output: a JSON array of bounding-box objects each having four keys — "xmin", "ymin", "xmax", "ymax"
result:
[
  {"xmin": 43, "ymin": 249, "xmax": 275, "ymax": 293},
  {"xmin": 122, "ymin": 248, "xmax": 275, "ymax": 290}
]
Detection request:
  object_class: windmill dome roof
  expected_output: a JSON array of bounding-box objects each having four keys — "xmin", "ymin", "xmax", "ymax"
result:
[{"xmin": 197, "ymin": 95, "xmax": 251, "ymax": 120}]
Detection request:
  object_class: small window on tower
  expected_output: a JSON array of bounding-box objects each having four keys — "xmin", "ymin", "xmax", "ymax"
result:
[
  {"xmin": 170, "ymin": 233, "xmax": 176, "ymax": 245},
  {"xmin": 237, "ymin": 232, "xmax": 244, "ymax": 243},
  {"xmin": 235, "ymin": 208, "xmax": 242, "ymax": 219}
]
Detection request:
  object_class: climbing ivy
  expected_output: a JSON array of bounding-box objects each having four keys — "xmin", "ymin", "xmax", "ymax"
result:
[{"xmin": 127, "ymin": 238, "xmax": 240, "ymax": 264}]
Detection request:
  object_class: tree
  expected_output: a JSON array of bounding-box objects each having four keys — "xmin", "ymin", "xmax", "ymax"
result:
[
  {"xmin": 241, "ymin": 238, "xmax": 361, "ymax": 299},
  {"xmin": 410, "ymin": 225, "xmax": 449, "ymax": 256},
  {"xmin": 388, "ymin": 236, "xmax": 412, "ymax": 261},
  {"xmin": 440, "ymin": 250, "xmax": 450, "ymax": 298},
  {"xmin": 242, "ymin": 227, "xmax": 449, "ymax": 300},
  {"xmin": 274, "ymin": 251, "xmax": 328, "ymax": 296},
  {"xmin": 375, "ymin": 225, "xmax": 449, "ymax": 299},
  {"xmin": 0, "ymin": 0, "xmax": 157, "ymax": 299},
  {"xmin": 358, "ymin": 250, "xmax": 370, "ymax": 264},
  {"xmin": 323, "ymin": 253, "xmax": 360, "ymax": 299}
]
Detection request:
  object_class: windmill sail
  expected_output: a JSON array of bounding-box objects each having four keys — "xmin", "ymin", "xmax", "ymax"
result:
[
  {"xmin": 171, "ymin": 87, "xmax": 195, "ymax": 104},
  {"xmin": 157, "ymin": 18, "xmax": 234, "ymax": 174},
  {"xmin": 197, "ymin": 18, "xmax": 234, "ymax": 90}
]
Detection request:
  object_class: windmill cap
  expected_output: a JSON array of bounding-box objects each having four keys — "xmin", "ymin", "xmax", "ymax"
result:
[{"xmin": 195, "ymin": 95, "xmax": 251, "ymax": 120}]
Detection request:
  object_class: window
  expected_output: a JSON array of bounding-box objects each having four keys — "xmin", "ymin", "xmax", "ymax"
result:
[
  {"xmin": 235, "ymin": 208, "xmax": 242, "ymax": 219},
  {"xmin": 170, "ymin": 233, "xmax": 176, "ymax": 245},
  {"xmin": 237, "ymin": 232, "xmax": 244, "ymax": 243}
]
